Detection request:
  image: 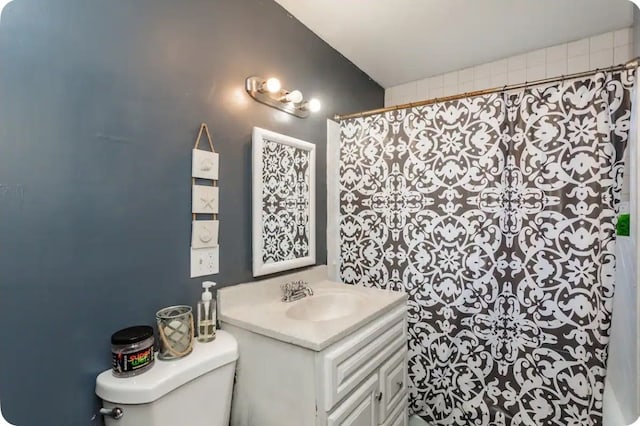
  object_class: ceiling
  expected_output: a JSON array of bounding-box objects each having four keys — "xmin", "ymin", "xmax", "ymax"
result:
[{"xmin": 274, "ymin": 0, "xmax": 635, "ymax": 88}]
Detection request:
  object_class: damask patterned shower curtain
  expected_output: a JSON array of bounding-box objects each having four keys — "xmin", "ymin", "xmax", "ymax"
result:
[{"xmin": 339, "ymin": 70, "xmax": 635, "ymax": 425}]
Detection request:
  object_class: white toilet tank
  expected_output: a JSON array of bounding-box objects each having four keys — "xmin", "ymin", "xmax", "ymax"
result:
[{"xmin": 96, "ymin": 330, "xmax": 238, "ymax": 426}]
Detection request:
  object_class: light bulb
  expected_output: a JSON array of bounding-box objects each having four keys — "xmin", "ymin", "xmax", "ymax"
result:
[
  {"xmin": 285, "ymin": 90, "xmax": 304, "ymax": 104},
  {"xmin": 308, "ymin": 98, "xmax": 321, "ymax": 112},
  {"xmin": 263, "ymin": 78, "xmax": 281, "ymax": 93}
]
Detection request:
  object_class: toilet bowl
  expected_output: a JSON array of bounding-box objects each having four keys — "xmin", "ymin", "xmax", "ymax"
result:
[{"xmin": 96, "ymin": 330, "xmax": 237, "ymax": 426}]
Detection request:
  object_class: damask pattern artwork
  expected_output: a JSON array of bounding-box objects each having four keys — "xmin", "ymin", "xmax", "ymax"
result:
[
  {"xmin": 339, "ymin": 70, "xmax": 635, "ymax": 425},
  {"xmin": 252, "ymin": 127, "xmax": 316, "ymax": 277},
  {"xmin": 261, "ymin": 139, "xmax": 310, "ymax": 263}
]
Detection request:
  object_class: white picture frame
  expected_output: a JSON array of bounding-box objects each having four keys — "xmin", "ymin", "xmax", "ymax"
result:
[{"xmin": 252, "ymin": 127, "xmax": 316, "ymax": 276}]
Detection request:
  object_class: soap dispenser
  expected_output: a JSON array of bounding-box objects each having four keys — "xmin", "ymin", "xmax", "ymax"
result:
[{"xmin": 197, "ymin": 281, "xmax": 217, "ymax": 342}]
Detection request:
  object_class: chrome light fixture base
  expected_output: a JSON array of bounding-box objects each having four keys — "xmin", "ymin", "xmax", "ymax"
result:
[{"xmin": 245, "ymin": 76, "xmax": 310, "ymax": 118}]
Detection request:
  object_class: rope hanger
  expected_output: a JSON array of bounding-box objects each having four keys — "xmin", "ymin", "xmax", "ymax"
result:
[{"xmin": 193, "ymin": 123, "xmax": 216, "ymax": 152}]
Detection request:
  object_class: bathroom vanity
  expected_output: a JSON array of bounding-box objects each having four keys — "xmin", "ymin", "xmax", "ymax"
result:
[{"xmin": 218, "ymin": 267, "xmax": 408, "ymax": 426}]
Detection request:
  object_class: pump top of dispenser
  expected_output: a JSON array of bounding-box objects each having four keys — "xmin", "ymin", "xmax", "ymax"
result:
[{"xmin": 202, "ymin": 281, "xmax": 216, "ymax": 301}]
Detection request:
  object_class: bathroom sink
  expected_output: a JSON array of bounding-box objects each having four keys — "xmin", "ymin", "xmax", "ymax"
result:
[
  {"xmin": 286, "ymin": 292, "xmax": 364, "ymax": 321},
  {"xmin": 218, "ymin": 267, "xmax": 407, "ymax": 350}
]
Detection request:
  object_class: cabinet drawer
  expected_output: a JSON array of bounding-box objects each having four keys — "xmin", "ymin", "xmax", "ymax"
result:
[
  {"xmin": 319, "ymin": 305, "xmax": 406, "ymax": 411},
  {"xmin": 381, "ymin": 394, "xmax": 408, "ymax": 426},
  {"xmin": 378, "ymin": 348, "xmax": 407, "ymax": 421},
  {"xmin": 327, "ymin": 374, "xmax": 379, "ymax": 426}
]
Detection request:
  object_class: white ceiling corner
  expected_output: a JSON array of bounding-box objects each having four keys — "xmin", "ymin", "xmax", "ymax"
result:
[{"xmin": 274, "ymin": 0, "xmax": 634, "ymax": 88}]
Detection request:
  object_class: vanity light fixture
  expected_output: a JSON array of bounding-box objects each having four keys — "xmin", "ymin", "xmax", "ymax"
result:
[{"xmin": 245, "ymin": 76, "xmax": 321, "ymax": 118}]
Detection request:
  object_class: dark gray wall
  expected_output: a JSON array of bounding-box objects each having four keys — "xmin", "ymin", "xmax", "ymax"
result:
[{"xmin": 0, "ymin": 0, "xmax": 382, "ymax": 424}]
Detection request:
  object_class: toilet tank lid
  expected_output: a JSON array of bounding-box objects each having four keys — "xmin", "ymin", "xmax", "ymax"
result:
[{"xmin": 95, "ymin": 330, "xmax": 238, "ymax": 404}]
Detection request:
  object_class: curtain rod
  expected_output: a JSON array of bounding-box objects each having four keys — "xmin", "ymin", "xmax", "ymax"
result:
[{"xmin": 333, "ymin": 57, "xmax": 640, "ymax": 121}]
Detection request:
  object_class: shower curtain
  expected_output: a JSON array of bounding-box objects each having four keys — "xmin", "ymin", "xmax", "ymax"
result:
[{"xmin": 338, "ymin": 70, "xmax": 635, "ymax": 425}]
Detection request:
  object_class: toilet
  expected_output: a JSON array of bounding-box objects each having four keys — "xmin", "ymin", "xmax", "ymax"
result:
[{"xmin": 96, "ymin": 330, "xmax": 238, "ymax": 426}]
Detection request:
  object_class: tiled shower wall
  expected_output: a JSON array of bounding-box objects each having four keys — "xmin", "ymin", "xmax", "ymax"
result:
[{"xmin": 385, "ymin": 27, "xmax": 635, "ymax": 106}]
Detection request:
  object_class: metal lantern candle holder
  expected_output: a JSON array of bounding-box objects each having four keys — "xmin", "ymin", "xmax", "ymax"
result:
[{"xmin": 156, "ymin": 305, "xmax": 194, "ymax": 360}]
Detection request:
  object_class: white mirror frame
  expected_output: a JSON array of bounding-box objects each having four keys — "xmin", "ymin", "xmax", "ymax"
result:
[{"xmin": 252, "ymin": 127, "xmax": 316, "ymax": 276}]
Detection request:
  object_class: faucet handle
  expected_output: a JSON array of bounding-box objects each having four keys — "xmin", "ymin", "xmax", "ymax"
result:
[
  {"xmin": 281, "ymin": 280, "xmax": 312, "ymax": 302},
  {"xmin": 293, "ymin": 280, "xmax": 308, "ymax": 290},
  {"xmin": 282, "ymin": 280, "xmax": 309, "ymax": 293}
]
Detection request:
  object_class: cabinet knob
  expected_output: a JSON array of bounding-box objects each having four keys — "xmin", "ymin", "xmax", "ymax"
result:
[
  {"xmin": 375, "ymin": 391, "xmax": 383, "ymax": 402},
  {"xmin": 396, "ymin": 381, "xmax": 403, "ymax": 390}
]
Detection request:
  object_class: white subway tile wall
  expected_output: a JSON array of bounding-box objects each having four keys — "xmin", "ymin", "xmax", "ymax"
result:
[
  {"xmin": 508, "ymin": 54, "xmax": 526, "ymax": 71},
  {"xmin": 385, "ymin": 28, "xmax": 634, "ymax": 106},
  {"xmin": 567, "ymin": 38, "xmax": 589, "ymax": 57},
  {"xmin": 567, "ymin": 54, "xmax": 590, "ymax": 73},
  {"xmin": 491, "ymin": 73, "xmax": 507, "ymax": 88},
  {"xmin": 507, "ymin": 68, "xmax": 526, "ymax": 85},
  {"xmin": 546, "ymin": 44, "xmax": 567, "ymax": 63},
  {"xmin": 526, "ymin": 48, "xmax": 546, "ymax": 67},
  {"xmin": 416, "ymin": 78, "xmax": 430, "ymax": 100},
  {"xmin": 490, "ymin": 59, "xmax": 508, "ymax": 76},
  {"xmin": 459, "ymin": 67, "xmax": 475, "ymax": 83}
]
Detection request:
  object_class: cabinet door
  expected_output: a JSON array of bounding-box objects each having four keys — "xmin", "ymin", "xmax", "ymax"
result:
[
  {"xmin": 319, "ymin": 305, "xmax": 406, "ymax": 411},
  {"xmin": 377, "ymin": 348, "xmax": 408, "ymax": 421},
  {"xmin": 381, "ymin": 397, "xmax": 408, "ymax": 426},
  {"xmin": 327, "ymin": 374, "xmax": 379, "ymax": 426}
]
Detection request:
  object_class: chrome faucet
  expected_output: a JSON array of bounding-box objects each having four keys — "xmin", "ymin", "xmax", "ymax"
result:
[{"xmin": 281, "ymin": 280, "xmax": 313, "ymax": 302}]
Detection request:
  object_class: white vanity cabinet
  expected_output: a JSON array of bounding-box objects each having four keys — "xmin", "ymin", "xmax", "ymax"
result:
[{"xmin": 221, "ymin": 303, "xmax": 408, "ymax": 426}]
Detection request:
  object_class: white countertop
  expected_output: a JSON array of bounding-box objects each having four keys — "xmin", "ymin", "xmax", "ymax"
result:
[{"xmin": 217, "ymin": 266, "xmax": 407, "ymax": 351}]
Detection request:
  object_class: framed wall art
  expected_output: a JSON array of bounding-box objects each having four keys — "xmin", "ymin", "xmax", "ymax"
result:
[
  {"xmin": 190, "ymin": 122, "xmax": 220, "ymax": 278},
  {"xmin": 252, "ymin": 127, "xmax": 316, "ymax": 276}
]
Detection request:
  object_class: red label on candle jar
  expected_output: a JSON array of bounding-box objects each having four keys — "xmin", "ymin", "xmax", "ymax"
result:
[{"xmin": 112, "ymin": 346, "xmax": 155, "ymax": 376}]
